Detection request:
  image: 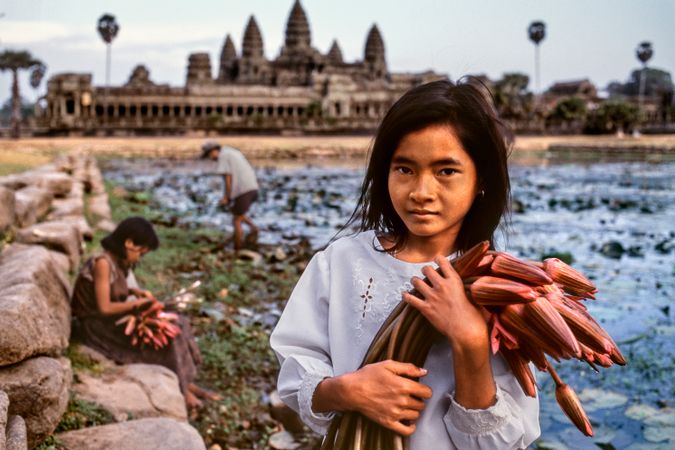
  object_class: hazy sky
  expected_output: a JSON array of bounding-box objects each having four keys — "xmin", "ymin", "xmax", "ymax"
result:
[{"xmin": 1, "ymin": 0, "xmax": 673, "ymax": 104}]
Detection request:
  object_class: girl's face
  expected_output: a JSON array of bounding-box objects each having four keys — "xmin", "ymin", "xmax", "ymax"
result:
[
  {"xmin": 124, "ymin": 239, "xmax": 150, "ymax": 264},
  {"xmin": 388, "ymin": 124, "xmax": 479, "ymax": 248}
]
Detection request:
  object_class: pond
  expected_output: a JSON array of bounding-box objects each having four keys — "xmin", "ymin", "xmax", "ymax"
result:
[{"xmin": 103, "ymin": 152, "xmax": 674, "ymax": 449}]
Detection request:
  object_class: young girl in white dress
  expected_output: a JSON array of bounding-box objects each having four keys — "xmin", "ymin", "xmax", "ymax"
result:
[{"xmin": 270, "ymin": 79, "xmax": 540, "ymax": 449}]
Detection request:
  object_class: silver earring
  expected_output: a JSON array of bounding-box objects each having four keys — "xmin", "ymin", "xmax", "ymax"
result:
[{"xmin": 479, "ymin": 189, "xmax": 485, "ymax": 197}]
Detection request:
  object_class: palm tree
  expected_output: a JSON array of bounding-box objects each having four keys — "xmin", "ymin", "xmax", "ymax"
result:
[
  {"xmin": 636, "ymin": 41, "xmax": 653, "ymax": 117},
  {"xmin": 528, "ymin": 21, "xmax": 546, "ymax": 93},
  {"xmin": 97, "ymin": 14, "xmax": 120, "ymax": 88},
  {"xmin": 29, "ymin": 63, "xmax": 46, "ymax": 90},
  {"xmin": 0, "ymin": 50, "xmax": 44, "ymax": 138}
]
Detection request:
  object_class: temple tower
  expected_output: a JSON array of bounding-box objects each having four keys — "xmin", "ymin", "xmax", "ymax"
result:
[
  {"xmin": 239, "ymin": 16, "xmax": 268, "ymax": 84},
  {"xmin": 284, "ymin": 0, "xmax": 311, "ymax": 51},
  {"xmin": 186, "ymin": 53, "xmax": 213, "ymax": 85},
  {"xmin": 218, "ymin": 34, "xmax": 238, "ymax": 82},
  {"xmin": 364, "ymin": 24, "xmax": 387, "ymax": 79},
  {"xmin": 327, "ymin": 40, "xmax": 343, "ymax": 65}
]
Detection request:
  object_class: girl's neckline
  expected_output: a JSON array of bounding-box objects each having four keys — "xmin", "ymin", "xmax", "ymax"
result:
[{"xmin": 367, "ymin": 230, "xmax": 459, "ymax": 267}]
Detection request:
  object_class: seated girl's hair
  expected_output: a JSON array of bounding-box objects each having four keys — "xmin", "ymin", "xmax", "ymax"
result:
[
  {"xmin": 101, "ymin": 216, "xmax": 160, "ymax": 260},
  {"xmin": 346, "ymin": 78, "xmax": 512, "ymax": 254}
]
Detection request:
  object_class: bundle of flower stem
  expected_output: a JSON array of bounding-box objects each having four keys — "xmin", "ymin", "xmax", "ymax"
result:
[
  {"xmin": 115, "ymin": 302, "xmax": 182, "ymax": 350},
  {"xmin": 321, "ymin": 241, "xmax": 625, "ymax": 449}
]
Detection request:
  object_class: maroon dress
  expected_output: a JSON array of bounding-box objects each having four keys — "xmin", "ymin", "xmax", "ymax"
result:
[{"xmin": 71, "ymin": 252, "xmax": 200, "ymax": 395}]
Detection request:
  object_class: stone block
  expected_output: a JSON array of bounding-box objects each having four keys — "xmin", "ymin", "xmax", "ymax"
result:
[
  {"xmin": 88, "ymin": 194, "xmax": 112, "ymax": 223},
  {"xmin": 37, "ymin": 173, "xmax": 73, "ymax": 198},
  {"xmin": 13, "ymin": 186, "xmax": 53, "ymax": 228},
  {"xmin": 0, "ymin": 390, "xmax": 8, "ymax": 449},
  {"xmin": 15, "ymin": 221, "xmax": 82, "ymax": 271},
  {"xmin": 6, "ymin": 416, "xmax": 28, "ymax": 450},
  {"xmin": 72, "ymin": 364, "xmax": 187, "ymax": 422},
  {"xmin": 0, "ymin": 244, "xmax": 71, "ymax": 367},
  {"xmin": 56, "ymin": 418, "xmax": 206, "ymax": 450},
  {"xmin": 47, "ymin": 197, "xmax": 84, "ymax": 220},
  {"xmin": 0, "ymin": 357, "xmax": 71, "ymax": 448},
  {"xmin": 0, "ymin": 187, "xmax": 15, "ymax": 233}
]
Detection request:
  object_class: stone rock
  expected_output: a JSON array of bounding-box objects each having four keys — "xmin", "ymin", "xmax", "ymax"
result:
[
  {"xmin": 47, "ymin": 249, "xmax": 72, "ymax": 275},
  {"xmin": 268, "ymin": 430, "xmax": 301, "ymax": 450},
  {"xmin": 6, "ymin": 416, "xmax": 28, "ymax": 450},
  {"xmin": 0, "ymin": 390, "xmax": 8, "ymax": 448},
  {"xmin": 56, "ymin": 417, "xmax": 206, "ymax": 450},
  {"xmin": 95, "ymin": 219, "xmax": 117, "ymax": 233},
  {"xmin": 15, "ymin": 220, "xmax": 82, "ymax": 271},
  {"xmin": 89, "ymin": 194, "xmax": 112, "ymax": 222},
  {"xmin": 0, "ymin": 357, "xmax": 71, "ymax": 448},
  {"xmin": 47, "ymin": 197, "xmax": 84, "ymax": 220},
  {"xmin": 53, "ymin": 215, "xmax": 93, "ymax": 242},
  {"xmin": 37, "ymin": 173, "xmax": 73, "ymax": 197},
  {"xmin": 13, "ymin": 186, "xmax": 53, "ymax": 228},
  {"xmin": 0, "ymin": 173, "xmax": 30, "ymax": 191},
  {"xmin": 0, "ymin": 187, "xmax": 16, "ymax": 233},
  {"xmin": 237, "ymin": 249, "xmax": 263, "ymax": 266},
  {"xmin": 72, "ymin": 364, "xmax": 187, "ymax": 422},
  {"xmin": 0, "ymin": 244, "xmax": 71, "ymax": 366},
  {"xmin": 72, "ymin": 344, "xmax": 115, "ymax": 369}
]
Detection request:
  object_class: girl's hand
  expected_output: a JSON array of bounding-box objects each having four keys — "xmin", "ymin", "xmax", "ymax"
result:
[
  {"xmin": 340, "ymin": 360, "xmax": 432, "ymax": 436},
  {"xmin": 403, "ymin": 256, "xmax": 488, "ymax": 349},
  {"xmin": 133, "ymin": 289, "xmax": 156, "ymax": 300}
]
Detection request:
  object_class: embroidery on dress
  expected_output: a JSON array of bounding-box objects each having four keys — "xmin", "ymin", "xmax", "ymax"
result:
[
  {"xmin": 352, "ymin": 258, "xmax": 377, "ymax": 339},
  {"xmin": 352, "ymin": 258, "xmax": 417, "ymax": 341}
]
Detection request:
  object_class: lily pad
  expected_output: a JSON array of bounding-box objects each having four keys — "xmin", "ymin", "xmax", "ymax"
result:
[
  {"xmin": 626, "ymin": 404, "xmax": 659, "ymax": 421},
  {"xmin": 577, "ymin": 388, "xmax": 628, "ymax": 411},
  {"xmin": 645, "ymin": 408, "xmax": 675, "ymax": 427},
  {"xmin": 644, "ymin": 425, "xmax": 675, "ymax": 443},
  {"xmin": 533, "ymin": 439, "xmax": 568, "ymax": 450}
]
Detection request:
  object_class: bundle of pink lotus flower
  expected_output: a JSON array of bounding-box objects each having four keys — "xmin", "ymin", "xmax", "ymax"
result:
[
  {"xmin": 115, "ymin": 302, "xmax": 182, "ymax": 350},
  {"xmin": 322, "ymin": 241, "xmax": 625, "ymax": 450}
]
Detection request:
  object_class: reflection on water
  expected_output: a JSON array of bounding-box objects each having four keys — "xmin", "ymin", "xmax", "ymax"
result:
[{"xmin": 103, "ymin": 151, "xmax": 674, "ymax": 448}]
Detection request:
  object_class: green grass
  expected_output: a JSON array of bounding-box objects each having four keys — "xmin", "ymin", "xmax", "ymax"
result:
[{"xmin": 54, "ymin": 394, "xmax": 115, "ymax": 433}]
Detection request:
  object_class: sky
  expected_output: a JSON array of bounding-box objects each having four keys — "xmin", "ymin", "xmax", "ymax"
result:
[{"xmin": 1, "ymin": 0, "xmax": 673, "ymax": 104}]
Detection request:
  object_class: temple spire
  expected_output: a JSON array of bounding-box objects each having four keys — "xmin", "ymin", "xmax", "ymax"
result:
[
  {"xmin": 284, "ymin": 0, "xmax": 311, "ymax": 49},
  {"xmin": 242, "ymin": 15, "xmax": 264, "ymax": 58},
  {"xmin": 219, "ymin": 34, "xmax": 238, "ymax": 82},
  {"xmin": 327, "ymin": 39, "xmax": 343, "ymax": 64}
]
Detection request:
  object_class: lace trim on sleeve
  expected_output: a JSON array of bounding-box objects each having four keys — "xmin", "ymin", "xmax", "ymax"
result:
[
  {"xmin": 298, "ymin": 371, "xmax": 336, "ymax": 434},
  {"xmin": 446, "ymin": 384, "xmax": 513, "ymax": 435}
]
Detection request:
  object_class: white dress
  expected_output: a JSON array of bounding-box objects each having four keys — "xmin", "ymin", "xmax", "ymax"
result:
[{"xmin": 270, "ymin": 230, "xmax": 540, "ymax": 450}]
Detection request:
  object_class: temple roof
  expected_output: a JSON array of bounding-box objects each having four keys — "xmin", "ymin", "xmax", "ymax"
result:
[
  {"xmin": 220, "ymin": 34, "xmax": 237, "ymax": 63},
  {"xmin": 242, "ymin": 15, "xmax": 264, "ymax": 58},
  {"xmin": 364, "ymin": 24, "xmax": 385, "ymax": 62},
  {"xmin": 284, "ymin": 0, "xmax": 311, "ymax": 49},
  {"xmin": 327, "ymin": 39, "xmax": 343, "ymax": 64}
]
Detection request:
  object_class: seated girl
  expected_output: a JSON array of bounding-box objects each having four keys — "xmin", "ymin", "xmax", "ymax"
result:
[{"xmin": 71, "ymin": 216, "xmax": 218, "ymax": 413}]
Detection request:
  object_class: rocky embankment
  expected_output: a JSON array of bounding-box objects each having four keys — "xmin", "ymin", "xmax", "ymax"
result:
[{"xmin": 0, "ymin": 156, "xmax": 205, "ymax": 450}]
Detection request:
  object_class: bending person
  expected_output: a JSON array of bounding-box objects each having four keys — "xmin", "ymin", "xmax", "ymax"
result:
[{"xmin": 202, "ymin": 141, "xmax": 260, "ymax": 253}]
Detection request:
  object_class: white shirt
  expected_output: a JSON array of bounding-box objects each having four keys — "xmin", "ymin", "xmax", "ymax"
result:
[
  {"xmin": 216, "ymin": 146, "xmax": 259, "ymax": 198},
  {"xmin": 270, "ymin": 230, "xmax": 540, "ymax": 450}
]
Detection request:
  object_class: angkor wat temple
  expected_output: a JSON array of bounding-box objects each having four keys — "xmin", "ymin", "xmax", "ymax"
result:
[{"xmin": 39, "ymin": 1, "xmax": 444, "ymax": 135}]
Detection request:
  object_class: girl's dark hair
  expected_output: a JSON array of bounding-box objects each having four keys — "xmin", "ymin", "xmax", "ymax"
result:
[
  {"xmin": 346, "ymin": 78, "xmax": 511, "ymax": 254},
  {"xmin": 101, "ymin": 216, "xmax": 159, "ymax": 260}
]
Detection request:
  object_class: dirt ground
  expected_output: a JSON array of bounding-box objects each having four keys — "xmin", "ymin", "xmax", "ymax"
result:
[{"xmin": 0, "ymin": 134, "xmax": 674, "ymax": 165}]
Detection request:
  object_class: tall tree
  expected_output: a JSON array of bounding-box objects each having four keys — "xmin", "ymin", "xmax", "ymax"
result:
[
  {"xmin": 0, "ymin": 50, "xmax": 44, "ymax": 138},
  {"xmin": 635, "ymin": 41, "xmax": 653, "ymax": 114},
  {"xmin": 97, "ymin": 14, "xmax": 120, "ymax": 88},
  {"xmin": 528, "ymin": 21, "xmax": 546, "ymax": 93}
]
